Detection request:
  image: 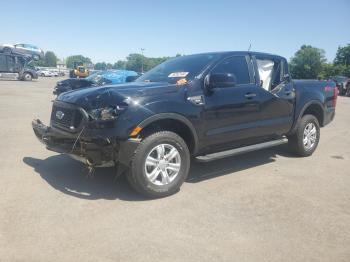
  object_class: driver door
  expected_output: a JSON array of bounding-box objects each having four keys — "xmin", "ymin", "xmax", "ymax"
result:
[{"xmin": 202, "ymin": 55, "xmax": 264, "ymax": 151}]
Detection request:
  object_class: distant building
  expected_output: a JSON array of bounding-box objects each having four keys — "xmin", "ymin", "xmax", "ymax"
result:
[{"xmin": 57, "ymin": 60, "xmax": 66, "ymax": 70}]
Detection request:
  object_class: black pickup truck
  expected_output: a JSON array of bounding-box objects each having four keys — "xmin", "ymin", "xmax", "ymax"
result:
[{"xmin": 32, "ymin": 51, "xmax": 337, "ymax": 197}]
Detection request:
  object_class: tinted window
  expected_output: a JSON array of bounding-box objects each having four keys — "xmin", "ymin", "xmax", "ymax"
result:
[{"xmin": 212, "ymin": 56, "xmax": 250, "ymax": 85}]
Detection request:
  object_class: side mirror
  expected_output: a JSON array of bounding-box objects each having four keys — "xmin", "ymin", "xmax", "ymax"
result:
[
  {"xmin": 126, "ymin": 75, "xmax": 138, "ymax": 82},
  {"xmin": 205, "ymin": 73, "xmax": 237, "ymax": 91}
]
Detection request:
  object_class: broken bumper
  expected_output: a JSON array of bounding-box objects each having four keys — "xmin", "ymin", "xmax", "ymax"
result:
[{"xmin": 32, "ymin": 119, "xmax": 140, "ymax": 167}]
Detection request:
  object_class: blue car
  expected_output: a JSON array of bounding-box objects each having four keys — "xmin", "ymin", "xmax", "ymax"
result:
[{"xmin": 54, "ymin": 70, "xmax": 139, "ymax": 95}]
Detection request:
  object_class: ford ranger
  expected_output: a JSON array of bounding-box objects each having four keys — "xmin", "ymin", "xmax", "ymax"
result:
[{"xmin": 32, "ymin": 51, "xmax": 337, "ymax": 197}]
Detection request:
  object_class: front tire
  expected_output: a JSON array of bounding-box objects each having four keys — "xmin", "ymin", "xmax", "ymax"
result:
[
  {"xmin": 22, "ymin": 73, "xmax": 32, "ymax": 81},
  {"xmin": 127, "ymin": 131, "xmax": 190, "ymax": 198},
  {"xmin": 288, "ymin": 114, "xmax": 320, "ymax": 157}
]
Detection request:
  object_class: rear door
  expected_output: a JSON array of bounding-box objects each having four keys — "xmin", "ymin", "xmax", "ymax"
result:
[{"xmin": 254, "ymin": 55, "xmax": 295, "ymax": 136}]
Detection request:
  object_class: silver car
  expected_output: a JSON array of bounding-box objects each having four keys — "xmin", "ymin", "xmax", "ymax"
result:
[{"xmin": 0, "ymin": 43, "xmax": 44, "ymax": 60}]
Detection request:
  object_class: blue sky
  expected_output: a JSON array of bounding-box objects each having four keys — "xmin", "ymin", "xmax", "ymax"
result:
[{"xmin": 1, "ymin": 0, "xmax": 349, "ymax": 63}]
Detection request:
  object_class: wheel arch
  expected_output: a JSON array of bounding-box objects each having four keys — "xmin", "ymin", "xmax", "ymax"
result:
[
  {"xmin": 300, "ymin": 101, "xmax": 324, "ymax": 127},
  {"xmin": 289, "ymin": 100, "xmax": 325, "ymax": 135},
  {"xmin": 137, "ymin": 113, "xmax": 199, "ymax": 155}
]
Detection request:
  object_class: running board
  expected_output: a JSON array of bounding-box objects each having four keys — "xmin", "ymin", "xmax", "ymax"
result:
[{"xmin": 195, "ymin": 138, "xmax": 288, "ymax": 163}]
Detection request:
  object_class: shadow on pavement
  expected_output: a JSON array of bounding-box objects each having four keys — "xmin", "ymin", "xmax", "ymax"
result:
[
  {"xmin": 23, "ymin": 145, "xmax": 294, "ymax": 200},
  {"xmin": 23, "ymin": 155, "xmax": 147, "ymax": 201},
  {"xmin": 187, "ymin": 145, "xmax": 293, "ymax": 182}
]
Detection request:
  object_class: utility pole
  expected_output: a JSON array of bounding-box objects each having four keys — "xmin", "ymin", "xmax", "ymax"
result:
[{"xmin": 141, "ymin": 48, "xmax": 145, "ymax": 74}]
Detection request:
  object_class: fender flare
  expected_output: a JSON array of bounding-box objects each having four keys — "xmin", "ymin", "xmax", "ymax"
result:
[
  {"xmin": 289, "ymin": 100, "xmax": 325, "ymax": 135},
  {"xmin": 138, "ymin": 113, "xmax": 199, "ymax": 154}
]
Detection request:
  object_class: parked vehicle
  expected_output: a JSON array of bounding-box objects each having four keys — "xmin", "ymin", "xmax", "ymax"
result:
[
  {"xmin": 331, "ymin": 76, "xmax": 349, "ymax": 96},
  {"xmin": 39, "ymin": 69, "xmax": 56, "ymax": 77},
  {"xmin": 69, "ymin": 61, "xmax": 89, "ymax": 78},
  {"xmin": 32, "ymin": 51, "xmax": 337, "ymax": 197},
  {"xmin": 0, "ymin": 43, "xmax": 44, "ymax": 60},
  {"xmin": 0, "ymin": 53, "xmax": 38, "ymax": 81},
  {"xmin": 58, "ymin": 71, "xmax": 66, "ymax": 76},
  {"xmin": 346, "ymin": 82, "xmax": 350, "ymax": 97},
  {"xmin": 54, "ymin": 70, "xmax": 139, "ymax": 95}
]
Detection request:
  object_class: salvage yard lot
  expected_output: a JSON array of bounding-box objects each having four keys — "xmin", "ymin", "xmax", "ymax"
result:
[{"xmin": 0, "ymin": 78, "xmax": 349, "ymax": 262}]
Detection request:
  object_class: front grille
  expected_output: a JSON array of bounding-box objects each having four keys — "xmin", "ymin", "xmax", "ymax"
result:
[{"xmin": 51, "ymin": 103, "xmax": 84, "ymax": 131}]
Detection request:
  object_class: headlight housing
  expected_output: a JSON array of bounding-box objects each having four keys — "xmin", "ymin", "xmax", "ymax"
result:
[{"xmin": 88, "ymin": 106, "xmax": 125, "ymax": 121}]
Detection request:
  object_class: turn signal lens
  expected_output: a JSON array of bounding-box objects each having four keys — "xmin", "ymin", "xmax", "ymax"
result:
[{"xmin": 130, "ymin": 126, "xmax": 142, "ymax": 137}]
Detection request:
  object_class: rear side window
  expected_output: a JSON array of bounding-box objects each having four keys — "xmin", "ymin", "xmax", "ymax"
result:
[{"xmin": 212, "ymin": 56, "xmax": 250, "ymax": 85}]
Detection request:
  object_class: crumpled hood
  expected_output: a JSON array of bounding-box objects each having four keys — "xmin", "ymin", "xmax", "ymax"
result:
[{"xmin": 57, "ymin": 82, "xmax": 179, "ymax": 110}]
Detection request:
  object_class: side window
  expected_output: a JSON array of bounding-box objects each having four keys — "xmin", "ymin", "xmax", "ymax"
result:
[
  {"xmin": 212, "ymin": 56, "xmax": 250, "ymax": 85},
  {"xmin": 6, "ymin": 56, "xmax": 16, "ymax": 71},
  {"xmin": 256, "ymin": 57, "xmax": 285, "ymax": 91}
]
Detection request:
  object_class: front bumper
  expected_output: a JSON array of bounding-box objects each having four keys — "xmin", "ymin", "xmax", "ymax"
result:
[{"xmin": 32, "ymin": 119, "xmax": 140, "ymax": 167}]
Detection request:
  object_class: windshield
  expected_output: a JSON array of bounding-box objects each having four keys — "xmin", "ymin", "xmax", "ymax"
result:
[
  {"xmin": 136, "ymin": 53, "xmax": 220, "ymax": 84},
  {"xmin": 86, "ymin": 72, "xmax": 103, "ymax": 83}
]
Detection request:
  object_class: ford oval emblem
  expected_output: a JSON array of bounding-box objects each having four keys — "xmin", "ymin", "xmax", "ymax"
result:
[{"xmin": 56, "ymin": 111, "xmax": 65, "ymax": 120}]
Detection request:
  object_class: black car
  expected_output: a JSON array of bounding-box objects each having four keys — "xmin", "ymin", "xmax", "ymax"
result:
[
  {"xmin": 32, "ymin": 51, "xmax": 337, "ymax": 197},
  {"xmin": 331, "ymin": 76, "xmax": 349, "ymax": 95},
  {"xmin": 53, "ymin": 70, "xmax": 139, "ymax": 95}
]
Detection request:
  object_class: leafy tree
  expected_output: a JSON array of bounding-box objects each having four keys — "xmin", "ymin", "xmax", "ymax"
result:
[
  {"xmin": 122, "ymin": 53, "xmax": 172, "ymax": 72},
  {"xmin": 66, "ymin": 55, "xmax": 92, "ymax": 69},
  {"xmin": 334, "ymin": 44, "xmax": 350, "ymax": 66},
  {"xmin": 289, "ymin": 45, "xmax": 326, "ymax": 79},
  {"xmin": 106, "ymin": 63, "xmax": 113, "ymax": 69},
  {"xmin": 43, "ymin": 51, "xmax": 58, "ymax": 67},
  {"xmin": 94, "ymin": 62, "xmax": 107, "ymax": 70},
  {"xmin": 319, "ymin": 63, "xmax": 347, "ymax": 79},
  {"xmin": 124, "ymin": 53, "xmax": 145, "ymax": 72},
  {"xmin": 113, "ymin": 60, "xmax": 126, "ymax": 69},
  {"xmin": 94, "ymin": 53, "xmax": 179, "ymax": 73},
  {"xmin": 33, "ymin": 51, "xmax": 58, "ymax": 67}
]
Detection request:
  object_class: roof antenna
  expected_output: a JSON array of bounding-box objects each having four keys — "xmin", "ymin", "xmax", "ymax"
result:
[{"xmin": 248, "ymin": 43, "xmax": 252, "ymax": 52}]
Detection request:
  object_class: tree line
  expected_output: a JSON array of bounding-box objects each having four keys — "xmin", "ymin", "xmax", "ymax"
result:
[
  {"xmin": 289, "ymin": 44, "xmax": 350, "ymax": 79},
  {"xmin": 93, "ymin": 53, "xmax": 181, "ymax": 72},
  {"xmin": 35, "ymin": 44, "xmax": 350, "ymax": 79}
]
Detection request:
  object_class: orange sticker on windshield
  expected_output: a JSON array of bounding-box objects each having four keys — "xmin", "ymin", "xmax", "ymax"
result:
[{"xmin": 176, "ymin": 78, "xmax": 187, "ymax": 85}]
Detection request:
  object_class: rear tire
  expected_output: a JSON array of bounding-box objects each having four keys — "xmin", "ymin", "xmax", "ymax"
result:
[
  {"xmin": 127, "ymin": 131, "xmax": 190, "ymax": 198},
  {"xmin": 288, "ymin": 114, "xmax": 320, "ymax": 157},
  {"xmin": 69, "ymin": 70, "xmax": 75, "ymax": 78}
]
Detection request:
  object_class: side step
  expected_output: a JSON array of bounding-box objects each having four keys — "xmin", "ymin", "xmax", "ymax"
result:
[{"xmin": 195, "ymin": 138, "xmax": 288, "ymax": 163}]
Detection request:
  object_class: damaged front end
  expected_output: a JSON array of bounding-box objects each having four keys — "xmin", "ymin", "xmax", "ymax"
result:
[{"xmin": 32, "ymin": 97, "xmax": 140, "ymax": 169}]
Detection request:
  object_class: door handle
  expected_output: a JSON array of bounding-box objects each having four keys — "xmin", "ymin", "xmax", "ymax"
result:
[
  {"xmin": 285, "ymin": 90, "xmax": 292, "ymax": 95},
  {"xmin": 245, "ymin": 93, "xmax": 256, "ymax": 99}
]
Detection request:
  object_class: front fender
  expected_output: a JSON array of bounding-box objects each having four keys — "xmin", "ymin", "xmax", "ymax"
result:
[{"xmin": 138, "ymin": 112, "xmax": 200, "ymax": 154}]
